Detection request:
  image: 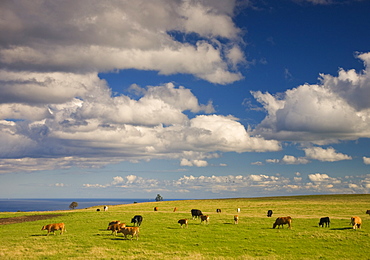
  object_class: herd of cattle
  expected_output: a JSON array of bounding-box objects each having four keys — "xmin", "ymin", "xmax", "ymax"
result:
[{"xmin": 41, "ymin": 206, "xmax": 367, "ymax": 239}]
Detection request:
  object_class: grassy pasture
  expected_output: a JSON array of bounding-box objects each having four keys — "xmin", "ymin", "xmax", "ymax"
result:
[{"xmin": 1, "ymin": 194, "xmax": 370, "ymax": 259}]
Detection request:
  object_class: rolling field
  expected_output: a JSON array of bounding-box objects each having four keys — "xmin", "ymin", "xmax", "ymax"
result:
[{"xmin": 1, "ymin": 194, "xmax": 370, "ymax": 259}]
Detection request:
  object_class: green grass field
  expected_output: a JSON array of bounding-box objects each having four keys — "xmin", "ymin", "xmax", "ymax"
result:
[{"xmin": 1, "ymin": 194, "xmax": 370, "ymax": 259}]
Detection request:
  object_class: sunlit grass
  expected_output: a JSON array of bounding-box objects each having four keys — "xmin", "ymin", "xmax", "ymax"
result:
[{"xmin": 1, "ymin": 194, "xmax": 370, "ymax": 259}]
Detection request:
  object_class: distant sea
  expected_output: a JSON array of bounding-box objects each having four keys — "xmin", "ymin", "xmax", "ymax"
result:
[{"xmin": 0, "ymin": 198, "xmax": 155, "ymax": 212}]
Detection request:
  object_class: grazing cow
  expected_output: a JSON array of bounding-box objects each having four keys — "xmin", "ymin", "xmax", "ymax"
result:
[
  {"xmin": 234, "ymin": 215, "xmax": 239, "ymax": 224},
  {"xmin": 351, "ymin": 216, "xmax": 362, "ymax": 229},
  {"xmin": 131, "ymin": 215, "xmax": 143, "ymax": 226},
  {"xmin": 107, "ymin": 223, "xmax": 126, "ymax": 236},
  {"xmin": 267, "ymin": 210, "xmax": 273, "ymax": 217},
  {"xmin": 200, "ymin": 215, "xmax": 210, "ymax": 224},
  {"xmin": 41, "ymin": 223, "xmax": 66, "ymax": 236},
  {"xmin": 118, "ymin": 227, "xmax": 140, "ymax": 240},
  {"xmin": 178, "ymin": 219, "xmax": 188, "ymax": 228},
  {"xmin": 104, "ymin": 206, "xmax": 108, "ymax": 212},
  {"xmin": 191, "ymin": 209, "xmax": 203, "ymax": 219},
  {"xmin": 154, "ymin": 207, "xmax": 158, "ymax": 211},
  {"xmin": 273, "ymin": 216, "xmax": 292, "ymax": 229},
  {"xmin": 237, "ymin": 208, "xmax": 240, "ymax": 213},
  {"xmin": 216, "ymin": 209, "xmax": 222, "ymax": 213},
  {"xmin": 319, "ymin": 217, "xmax": 330, "ymax": 227},
  {"xmin": 366, "ymin": 210, "xmax": 370, "ymax": 215},
  {"xmin": 173, "ymin": 207, "xmax": 177, "ymax": 212}
]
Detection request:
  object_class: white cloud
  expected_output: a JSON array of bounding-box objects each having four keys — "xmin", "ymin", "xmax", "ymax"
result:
[
  {"xmin": 180, "ymin": 158, "xmax": 208, "ymax": 167},
  {"xmin": 308, "ymin": 173, "xmax": 330, "ymax": 182},
  {"xmin": 281, "ymin": 155, "xmax": 310, "ymax": 164},
  {"xmin": 0, "ymin": 83, "xmax": 281, "ymax": 173},
  {"xmin": 304, "ymin": 147, "xmax": 352, "ymax": 162},
  {"xmin": 363, "ymin": 156, "xmax": 370, "ymax": 165},
  {"xmin": 266, "ymin": 159, "xmax": 280, "ymax": 163},
  {"xmin": 251, "ymin": 161, "xmax": 263, "ymax": 165},
  {"xmin": 0, "ymin": 0, "xmax": 245, "ymax": 84},
  {"xmin": 252, "ymin": 53, "xmax": 370, "ymax": 143}
]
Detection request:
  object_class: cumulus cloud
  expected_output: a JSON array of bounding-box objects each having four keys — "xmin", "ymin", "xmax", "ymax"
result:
[
  {"xmin": 265, "ymin": 156, "xmax": 309, "ymax": 165},
  {"xmin": 281, "ymin": 155, "xmax": 310, "ymax": 164},
  {"xmin": 308, "ymin": 173, "xmax": 330, "ymax": 182},
  {"xmin": 0, "ymin": 81, "xmax": 280, "ymax": 173},
  {"xmin": 363, "ymin": 157, "xmax": 370, "ymax": 165},
  {"xmin": 83, "ymin": 173, "xmax": 370, "ymax": 196},
  {"xmin": 252, "ymin": 53, "xmax": 370, "ymax": 143},
  {"xmin": 304, "ymin": 147, "xmax": 352, "ymax": 162},
  {"xmin": 0, "ymin": 0, "xmax": 244, "ymax": 84},
  {"xmin": 266, "ymin": 159, "xmax": 280, "ymax": 164}
]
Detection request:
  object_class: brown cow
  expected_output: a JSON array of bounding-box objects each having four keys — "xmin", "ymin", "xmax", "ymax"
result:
[
  {"xmin": 117, "ymin": 227, "xmax": 140, "ymax": 240},
  {"xmin": 178, "ymin": 219, "xmax": 188, "ymax": 228},
  {"xmin": 154, "ymin": 207, "xmax": 158, "ymax": 211},
  {"xmin": 173, "ymin": 207, "xmax": 177, "ymax": 212},
  {"xmin": 234, "ymin": 215, "xmax": 239, "ymax": 224},
  {"xmin": 41, "ymin": 223, "xmax": 66, "ymax": 236},
  {"xmin": 200, "ymin": 215, "xmax": 209, "ymax": 224},
  {"xmin": 273, "ymin": 216, "xmax": 292, "ymax": 229},
  {"xmin": 351, "ymin": 216, "xmax": 362, "ymax": 229},
  {"xmin": 107, "ymin": 223, "xmax": 126, "ymax": 235}
]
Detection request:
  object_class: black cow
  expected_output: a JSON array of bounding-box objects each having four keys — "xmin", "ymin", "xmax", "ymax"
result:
[
  {"xmin": 131, "ymin": 215, "xmax": 143, "ymax": 226},
  {"xmin": 216, "ymin": 209, "xmax": 221, "ymax": 213},
  {"xmin": 267, "ymin": 210, "xmax": 273, "ymax": 217},
  {"xmin": 319, "ymin": 217, "xmax": 330, "ymax": 227},
  {"xmin": 191, "ymin": 209, "xmax": 203, "ymax": 219}
]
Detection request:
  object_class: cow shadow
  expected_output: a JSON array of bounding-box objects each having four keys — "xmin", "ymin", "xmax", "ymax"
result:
[
  {"xmin": 31, "ymin": 234, "xmax": 47, "ymax": 237},
  {"xmin": 330, "ymin": 227, "xmax": 352, "ymax": 230},
  {"xmin": 111, "ymin": 237, "xmax": 137, "ymax": 241}
]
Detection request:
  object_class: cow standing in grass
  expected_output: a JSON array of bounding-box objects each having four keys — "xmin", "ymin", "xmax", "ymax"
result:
[
  {"xmin": 118, "ymin": 227, "xmax": 140, "ymax": 240},
  {"xmin": 319, "ymin": 217, "xmax": 330, "ymax": 227},
  {"xmin": 191, "ymin": 209, "xmax": 203, "ymax": 219},
  {"xmin": 178, "ymin": 219, "xmax": 188, "ymax": 228},
  {"xmin": 131, "ymin": 215, "xmax": 143, "ymax": 226},
  {"xmin": 273, "ymin": 216, "xmax": 292, "ymax": 229},
  {"xmin": 107, "ymin": 223, "xmax": 126, "ymax": 236},
  {"xmin": 351, "ymin": 216, "xmax": 362, "ymax": 229},
  {"xmin": 200, "ymin": 215, "xmax": 209, "ymax": 224},
  {"xmin": 41, "ymin": 223, "xmax": 66, "ymax": 236},
  {"xmin": 234, "ymin": 215, "xmax": 239, "ymax": 224}
]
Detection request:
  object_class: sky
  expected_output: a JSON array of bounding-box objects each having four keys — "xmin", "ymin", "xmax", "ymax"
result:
[{"xmin": 1, "ymin": 0, "xmax": 370, "ymax": 199}]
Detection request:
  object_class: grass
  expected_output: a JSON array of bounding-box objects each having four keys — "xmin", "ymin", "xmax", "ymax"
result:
[{"xmin": 1, "ymin": 194, "xmax": 370, "ymax": 259}]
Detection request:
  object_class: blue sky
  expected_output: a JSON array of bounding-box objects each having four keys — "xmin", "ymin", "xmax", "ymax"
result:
[{"xmin": 1, "ymin": 0, "xmax": 370, "ymax": 199}]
